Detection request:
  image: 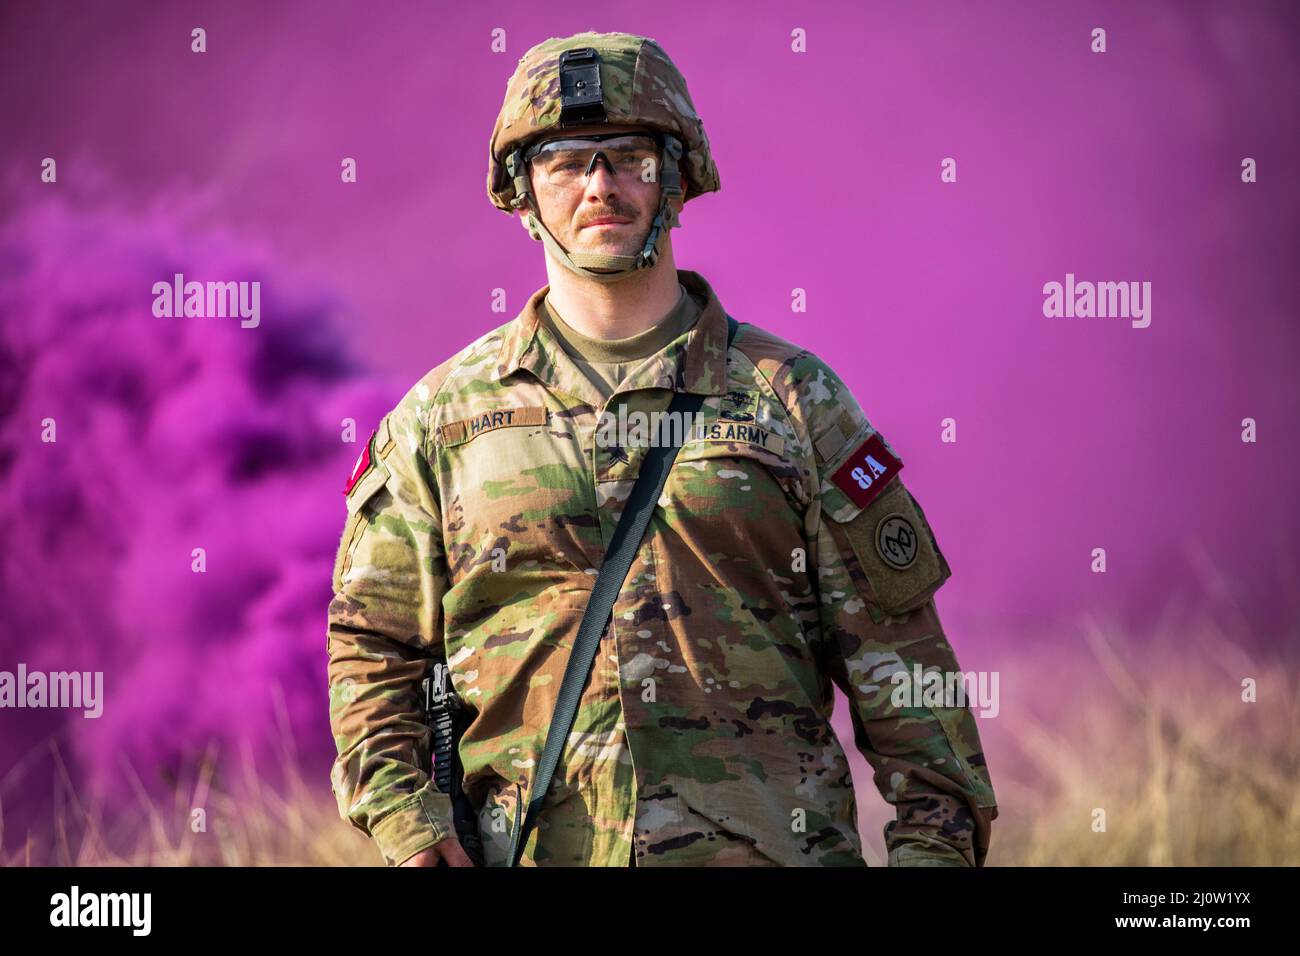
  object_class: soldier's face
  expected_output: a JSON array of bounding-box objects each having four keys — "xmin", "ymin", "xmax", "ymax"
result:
[{"xmin": 518, "ymin": 123, "xmax": 683, "ymax": 257}]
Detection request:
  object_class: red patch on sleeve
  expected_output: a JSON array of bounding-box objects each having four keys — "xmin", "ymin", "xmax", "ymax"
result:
[
  {"xmin": 829, "ymin": 432, "xmax": 904, "ymax": 509},
  {"xmin": 343, "ymin": 431, "xmax": 375, "ymax": 495}
]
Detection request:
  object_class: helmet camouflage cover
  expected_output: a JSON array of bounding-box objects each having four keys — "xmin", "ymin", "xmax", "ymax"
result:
[{"xmin": 487, "ymin": 31, "xmax": 721, "ymax": 213}]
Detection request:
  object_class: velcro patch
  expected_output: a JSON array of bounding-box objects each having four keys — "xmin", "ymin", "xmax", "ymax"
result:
[
  {"xmin": 440, "ymin": 405, "xmax": 547, "ymax": 446},
  {"xmin": 836, "ymin": 478, "xmax": 951, "ymax": 618},
  {"xmin": 691, "ymin": 420, "xmax": 785, "ymax": 456},
  {"xmin": 343, "ymin": 431, "xmax": 375, "ymax": 496},
  {"xmin": 830, "ymin": 432, "xmax": 903, "ymax": 509}
]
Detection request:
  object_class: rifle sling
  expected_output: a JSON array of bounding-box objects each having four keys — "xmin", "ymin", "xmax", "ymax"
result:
[{"xmin": 505, "ymin": 314, "xmax": 741, "ymax": 867}]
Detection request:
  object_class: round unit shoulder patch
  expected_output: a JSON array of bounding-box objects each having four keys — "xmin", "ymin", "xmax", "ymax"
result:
[{"xmin": 875, "ymin": 513, "xmax": 919, "ymax": 570}]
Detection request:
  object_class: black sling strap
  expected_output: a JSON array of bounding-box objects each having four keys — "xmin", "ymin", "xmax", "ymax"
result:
[{"xmin": 506, "ymin": 314, "xmax": 741, "ymax": 867}]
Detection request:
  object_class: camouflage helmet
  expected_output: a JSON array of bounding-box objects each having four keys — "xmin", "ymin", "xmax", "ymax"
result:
[
  {"xmin": 488, "ymin": 31, "xmax": 720, "ymax": 211},
  {"xmin": 487, "ymin": 32, "xmax": 720, "ymax": 282}
]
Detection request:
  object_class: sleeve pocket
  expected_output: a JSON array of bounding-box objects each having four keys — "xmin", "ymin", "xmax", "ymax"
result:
[
  {"xmin": 821, "ymin": 475, "xmax": 951, "ymax": 619},
  {"xmin": 332, "ymin": 454, "xmax": 392, "ymax": 593}
]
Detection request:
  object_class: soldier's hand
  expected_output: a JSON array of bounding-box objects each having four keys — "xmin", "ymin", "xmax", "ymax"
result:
[{"xmin": 399, "ymin": 836, "xmax": 475, "ymax": 867}]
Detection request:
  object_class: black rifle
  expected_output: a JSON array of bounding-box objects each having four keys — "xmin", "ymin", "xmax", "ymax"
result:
[{"xmin": 421, "ymin": 659, "xmax": 484, "ymax": 866}]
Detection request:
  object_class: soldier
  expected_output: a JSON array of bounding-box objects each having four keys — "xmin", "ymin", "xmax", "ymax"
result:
[{"xmin": 326, "ymin": 30, "xmax": 998, "ymax": 868}]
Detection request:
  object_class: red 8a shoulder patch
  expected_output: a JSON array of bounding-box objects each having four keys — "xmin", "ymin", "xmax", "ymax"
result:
[
  {"xmin": 830, "ymin": 432, "xmax": 903, "ymax": 510},
  {"xmin": 343, "ymin": 429, "xmax": 376, "ymax": 496}
]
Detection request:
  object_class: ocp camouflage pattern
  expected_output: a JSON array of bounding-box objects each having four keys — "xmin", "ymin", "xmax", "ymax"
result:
[{"xmin": 327, "ymin": 269, "xmax": 998, "ymax": 866}]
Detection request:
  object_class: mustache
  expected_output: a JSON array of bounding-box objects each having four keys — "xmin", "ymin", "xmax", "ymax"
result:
[{"xmin": 577, "ymin": 205, "xmax": 637, "ymax": 228}]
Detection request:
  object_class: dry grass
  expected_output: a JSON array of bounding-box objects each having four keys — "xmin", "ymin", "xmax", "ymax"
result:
[
  {"xmin": 974, "ymin": 616, "xmax": 1300, "ymax": 866},
  {"xmin": 0, "ymin": 687, "xmax": 383, "ymax": 867},
  {"xmin": 4, "ymin": 618, "xmax": 1296, "ymax": 866}
]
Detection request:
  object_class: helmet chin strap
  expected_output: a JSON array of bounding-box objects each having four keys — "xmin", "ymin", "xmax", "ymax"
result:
[
  {"xmin": 511, "ymin": 134, "xmax": 684, "ymax": 284},
  {"xmin": 526, "ymin": 197, "xmax": 677, "ymax": 283}
]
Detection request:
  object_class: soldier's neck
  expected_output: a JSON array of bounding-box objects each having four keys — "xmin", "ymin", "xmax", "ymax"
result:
[{"xmin": 541, "ymin": 248, "xmax": 682, "ymax": 342}]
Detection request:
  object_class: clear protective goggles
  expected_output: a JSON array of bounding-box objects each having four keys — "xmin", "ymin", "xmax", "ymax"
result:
[{"xmin": 522, "ymin": 132, "xmax": 662, "ymax": 189}]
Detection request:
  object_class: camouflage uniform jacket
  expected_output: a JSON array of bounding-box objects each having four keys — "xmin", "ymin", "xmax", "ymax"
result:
[{"xmin": 327, "ymin": 268, "xmax": 998, "ymax": 866}]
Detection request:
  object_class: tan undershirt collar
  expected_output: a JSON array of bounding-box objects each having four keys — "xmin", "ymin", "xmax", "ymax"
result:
[{"xmin": 540, "ymin": 283, "xmax": 698, "ymax": 364}]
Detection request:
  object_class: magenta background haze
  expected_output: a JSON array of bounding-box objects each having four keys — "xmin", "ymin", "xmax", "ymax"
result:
[{"xmin": 1, "ymin": 1, "xmax": 1297, "ymax": 853}]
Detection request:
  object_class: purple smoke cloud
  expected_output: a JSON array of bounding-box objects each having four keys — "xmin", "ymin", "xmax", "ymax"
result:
[{"xmin": 0, "ymin": 189, "xmax": 391, "ymax": 840}]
